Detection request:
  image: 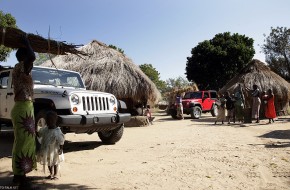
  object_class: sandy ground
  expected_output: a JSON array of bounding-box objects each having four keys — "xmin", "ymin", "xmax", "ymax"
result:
[{"xmin": 1, "ymin": 111, "xmax": 290, "ymax": 190}]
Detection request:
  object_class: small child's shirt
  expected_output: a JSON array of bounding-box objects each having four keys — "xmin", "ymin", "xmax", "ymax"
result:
[{"xmin": 37, "ymin": 126, "xmax": 65, "ymax": 168}]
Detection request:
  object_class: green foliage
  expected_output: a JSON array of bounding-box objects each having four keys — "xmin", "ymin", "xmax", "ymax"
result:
[
  {"xmin": 261, "ymin": 27, "xmax": 290, "ymax": 80},
  {"xmin": 165, "ymin": 76, "xmax": 192, "ymax": 89},
  {"xmin": 108, "ymin": 44, "xmax": 124, "ymax": 54},
  {"xmin": 163, "ymin": 76, "xmax": 194, "ymax": 102},
  {"xmin": 186, "ymin": 32, "xmax": 255, "ymax": 90},
  {"xmin": 139, "ymin": 63, "xmax": 166, "ymax": 93},
  {"xmin": 34, "ymin": 53, "xmax": 56, "ymax": 66},
  {"xmin": 0, "ymin": 11, "xmax": 17, "ymax": 62}
]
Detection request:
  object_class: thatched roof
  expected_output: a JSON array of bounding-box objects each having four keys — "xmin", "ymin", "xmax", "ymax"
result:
[
  {"xmin": 41, "ymin": 40, "xmax": 161, "ymax": 104},
  {"xmin": 164, "ymin": 84, "xmax": 199, "ymax": 104},
  {"xmin": 0, "ymin": 26, "xmax": 85, "ymax": 55},
  {"xmin": 220, "ymin": 59, "xmax": 290, "ymax": 109}
]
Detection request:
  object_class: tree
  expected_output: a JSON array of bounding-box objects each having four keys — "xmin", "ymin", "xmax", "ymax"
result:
[
  {"xmin": 163, "ymin": 76, "xmax": 196, "ymax": 105},
  {"xmin": 139, "ymin": 63, "xmax": 166, "ymax": 93},
  {"xmin": 34, "ymin": 53, "xmax": 56, "ymax": 66},
  {"xmin": 0, "ymin": 11, "xmax": 17, "ymax": 62},
  {"xmin": 186, "ymin": 32, "xmax": 255, "ymax": 90},
  {"xmin": 165, "ymin": 76, "xmax": 192, "ymax": 90},
  {"xmin": 261, "ymin": 27, "xmax": 290, "ymax": 80}
]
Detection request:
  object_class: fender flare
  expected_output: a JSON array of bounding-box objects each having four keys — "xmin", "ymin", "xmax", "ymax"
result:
[
  {"xmin": 189, "ymin": 102, "xmax": 202, "ymax": 109},
  {"xmin": 34, "ymin": 98, "xmax": 56, "ymax": 114}
]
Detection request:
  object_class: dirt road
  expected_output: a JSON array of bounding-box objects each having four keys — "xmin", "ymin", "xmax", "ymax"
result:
[{"xmin": 1, "ymin": 112, "xmax": 290, "ymax": 189}]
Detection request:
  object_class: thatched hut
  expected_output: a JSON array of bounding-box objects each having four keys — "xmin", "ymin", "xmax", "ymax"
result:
[
  {"xmin": 41, "ymin": 40, "xmax": 161, "ymax": 114},
  {"xmin": 163, "ymin": 84, "xmax": 199, "ymax": 114},
  {"xmin": 220, "ymin": 59, "xmax": 290, "ymax": 115},
  {"xmin": 165, "ymin": 84, "xmax": 199, "ymax": 106}
]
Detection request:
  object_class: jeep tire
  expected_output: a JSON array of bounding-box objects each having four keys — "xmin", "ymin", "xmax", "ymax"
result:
[
  {"xmin": 98, "ymin": 124, "xmax": 124, "ymax": 144},
  {"xmin": 211, "ymin": 104, "xmax": 218, "ymax": 117},
  {"xmin": 191, "ymin": 106, "xmax": 202, "ymax": 119},
  {"xmin": 170, "ymin": 109, "xmax": 178, "ymax": 119}
]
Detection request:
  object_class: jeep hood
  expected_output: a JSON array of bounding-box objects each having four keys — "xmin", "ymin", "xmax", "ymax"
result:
[
  {"xmin": 34, "ymin": 85, "xmax": 113, "ymax": 96},
  {"xmin": 183, "ymin": 99, "xmax": 198, "ymax": 102}
]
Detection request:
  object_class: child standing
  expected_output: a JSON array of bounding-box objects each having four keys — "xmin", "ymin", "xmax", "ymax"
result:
[
  {"xmin": 215, "ymin": 93, "xmax": 226, "ymax": 124},
  {"xmin": 37, "ymin": 111, "xmax": 65, "ymax": 180}
]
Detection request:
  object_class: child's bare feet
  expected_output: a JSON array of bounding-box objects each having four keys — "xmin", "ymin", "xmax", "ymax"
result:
[
  {"xmin": 46, "ymin": 175, "xmax": 53, "ymax": 180},
  {"xmin": 51, "ymin": 176, "xmax": 59, "ymax": 180}
]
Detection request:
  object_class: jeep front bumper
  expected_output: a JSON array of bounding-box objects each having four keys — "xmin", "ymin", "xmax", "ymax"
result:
[{"xmin": 58, "ymin": 113, "xmax": 131, "ymax": 133}]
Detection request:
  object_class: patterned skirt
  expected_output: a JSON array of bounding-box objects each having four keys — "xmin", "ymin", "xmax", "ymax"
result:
[{"xmin": 11, "ymin": 101, "xmax": 36, "ymax": 175}]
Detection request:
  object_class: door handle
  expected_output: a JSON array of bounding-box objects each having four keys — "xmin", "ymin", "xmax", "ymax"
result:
[{"xmin": 7, "ymin": 92, "xmax": 13, "ymax": 95}]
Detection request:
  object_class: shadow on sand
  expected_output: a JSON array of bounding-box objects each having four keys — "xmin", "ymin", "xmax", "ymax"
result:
[
  {"xmin": 0, "ymin": 126, "xmax": 14, "ymax": 159},
  {"xmin": 259, "ymin": 129, "xmax": 290, "ymax": 140},
  {"xmin": 0, "ymin": 170, "xmax": 97, "ymax": 190},
  {"xmin": 0, "ymin": 127, "xmax": 103, "ymax": 189},
  {"xmin": 253, "ymin": 129, "xmax": 290, "ymax": 148},
  {"xmin": 63, "ymin": 140, "xmax": 103, "ymax": 153},
  {"xmin": 157, "ymin": 114, "xmax": 216, "ymax": 123},
  {"xmin": 0, "ymin": 126, "xmax": 104, "ymax": 157}
]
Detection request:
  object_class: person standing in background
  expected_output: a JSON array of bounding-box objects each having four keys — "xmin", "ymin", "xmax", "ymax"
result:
[
  {"xmin": 215, "ymin": 93, "xmax": 226, "ymax": 125},
  {"xmin": 246, "ymin": 84, "xmax": 261, "ymax": 123},
  {"xmin": 265, "ymin": 89, "xmax": 276, "ymax": 123},
  {"xmin": 251, "ymin": 85, "xmax": 261, "ymax": 123},
  {"xmin": 234, "ymin": 84, "xmax": 245, "ymax": 123},
  {"xmin": 261, "ymin": 91, "xmax": 268, "ymax": 113},
  {"xmin": 176, "ymin": 93, "xmax": 184, "ymax": 119},
  {"xmin": 225, "ymin": 91, "xmax": 235, "ymax": 124}
]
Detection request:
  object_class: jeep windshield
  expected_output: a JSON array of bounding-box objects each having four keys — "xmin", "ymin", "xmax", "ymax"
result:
[
  {"xmin": 184, "ymin": 92, "xmax": 202, "ymax": 99},
  {"xmin": 32, "ymin": 67, "xmax": 85, "ymax": 89}
]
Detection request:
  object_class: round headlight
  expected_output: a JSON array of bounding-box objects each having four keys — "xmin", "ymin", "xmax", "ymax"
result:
[
  {"xmin": 110, "ymin": 96, "xmax": 116, "ymax": 105},
  {"xmin": 71, "ymin": 94, "xmax": 80, "ymax": 105}
]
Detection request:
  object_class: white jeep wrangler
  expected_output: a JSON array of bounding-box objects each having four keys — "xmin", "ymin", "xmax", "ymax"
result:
[{"xmin": 0, "ymin": 66, "xmax": 131, "ymax": 144}]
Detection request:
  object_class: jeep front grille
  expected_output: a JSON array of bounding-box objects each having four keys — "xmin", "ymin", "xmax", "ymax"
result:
[{"xmin": 82, "ymin": 96, "xmax": 109, "ymax": 111}]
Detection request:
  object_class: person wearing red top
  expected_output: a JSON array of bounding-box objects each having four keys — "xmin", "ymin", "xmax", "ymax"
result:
[{"xmin": 265, "ymin": 89, "xmax": 276, "ymax": 123}]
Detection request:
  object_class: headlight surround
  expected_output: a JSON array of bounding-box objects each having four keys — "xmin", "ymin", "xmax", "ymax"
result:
[
  {"xmin": 109, "ymin": 96, "xmax": 116, "ymax": 105},
  {"xmin": 71, "ymin": 94, "xmax": 80, "ymax": 105}
]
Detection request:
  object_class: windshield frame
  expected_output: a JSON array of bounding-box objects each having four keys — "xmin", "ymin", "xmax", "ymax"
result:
[
  {"xmin": 183, "ymin": 91, "xmax": 202, "ymax": 99},
  {"xmin": 32, "ymin": 67, "xmax": 85, "ymax": 89}
]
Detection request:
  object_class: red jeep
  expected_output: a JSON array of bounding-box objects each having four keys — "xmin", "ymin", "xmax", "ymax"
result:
[{"xmin": 170, "ymin": 90, "xmax": 218, "ymax": 119}]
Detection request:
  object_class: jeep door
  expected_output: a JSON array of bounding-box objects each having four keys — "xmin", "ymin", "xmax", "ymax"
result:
[
  {"xmin": 202, "ymin": 91, "xmax": 212, "ymax": 111},
  {"xmin": 0, "ymin": 70, "xmax": 13, "ymax": 118}
]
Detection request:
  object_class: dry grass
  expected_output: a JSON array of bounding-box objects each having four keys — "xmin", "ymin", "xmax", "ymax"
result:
[
  {"xmin": 220, "ymin": 59, "xmax": 290, "ymax": 112},
  {"xmin": 41, "ymin": 40, "xmax": 161, "ymax": 105}
]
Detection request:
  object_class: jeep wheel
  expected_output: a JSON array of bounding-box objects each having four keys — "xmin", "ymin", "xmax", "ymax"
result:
[
  {"xmin": 98, "ymin": 124, "xmax": 124, "ymax": 144},
  {"xmin": 211, "ymin": 104, "xmax": 218, "ymax": 117},
  {"xmin": 191, "ymin": 106, "xmax": 202, "ymax": 119},
  {"xmin": 170, "ymin": 109, "xmax": 178, "ymax": 119}
]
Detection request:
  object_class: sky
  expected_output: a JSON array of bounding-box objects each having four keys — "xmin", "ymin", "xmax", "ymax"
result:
[{"xmin": 0, "ymin": 0, "xmax": 289, "ymax": 80}]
